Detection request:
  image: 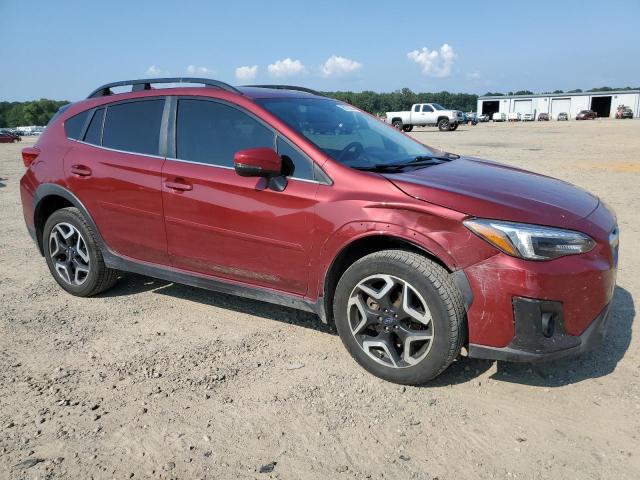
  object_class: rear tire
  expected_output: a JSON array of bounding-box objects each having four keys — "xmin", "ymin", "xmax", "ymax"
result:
[
  {"xmin": 43, "ymin": 207, "xmax": 119, "ymax": 297},
  {"xmin": 392, "ymin": 120, "xmax": 403, "ymax": 130},
  {"xmin": 333, "ymin": 250, "xmax": 466, "ymax": 385}
]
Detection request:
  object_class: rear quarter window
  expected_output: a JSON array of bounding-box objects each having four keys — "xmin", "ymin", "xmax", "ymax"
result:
[{"xmin": 64, "ymin": 110, "xmax": 90, "ymax": 140}]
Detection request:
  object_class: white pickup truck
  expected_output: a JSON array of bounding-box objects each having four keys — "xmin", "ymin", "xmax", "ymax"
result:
[{"xmin": 384, "ymin": 103, "xmax": 465, "ymax": 132}]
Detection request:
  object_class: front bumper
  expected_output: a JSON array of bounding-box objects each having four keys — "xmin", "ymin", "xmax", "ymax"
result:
[{"xmin": 468, "ymin": 299, "xmax": 612, "ymax": 362}]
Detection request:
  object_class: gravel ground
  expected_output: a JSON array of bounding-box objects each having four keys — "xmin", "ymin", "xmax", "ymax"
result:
[{"xmin": 0, "ymin": 119, "xmax": 638, "ymax": 479}]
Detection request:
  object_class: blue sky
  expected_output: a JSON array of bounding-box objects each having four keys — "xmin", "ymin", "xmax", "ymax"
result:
[{"xmin": 1, "ymin": 0, "xmax": 639, "ymax": 101}]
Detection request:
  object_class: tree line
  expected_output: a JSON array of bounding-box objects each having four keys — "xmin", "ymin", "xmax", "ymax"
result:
[
  {"xmin": 325, "ymin": 88, "xmax": 478, "ymax": 114},
  {"xmin": 0, "ymin": 99, "xmax": 69, "ymax": 128}
]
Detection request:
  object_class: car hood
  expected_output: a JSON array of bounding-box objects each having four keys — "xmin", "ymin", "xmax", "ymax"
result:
[{"xmin": 384, "ymin": 157, "xmax": 599, "ymax": 228}]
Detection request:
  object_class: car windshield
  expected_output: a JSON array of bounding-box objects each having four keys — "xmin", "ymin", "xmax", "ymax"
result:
[
  {"xmin": 256, "ymin": 97, "xmax": 437, "ymax": 169},
  {"xmin": 430, "ymin": 104, "xmax": 445, "ymax": 110}
]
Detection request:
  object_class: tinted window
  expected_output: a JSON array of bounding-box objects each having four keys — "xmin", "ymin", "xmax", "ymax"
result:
[
  {"xmin": 413, "ymin": 105, "xmax": 420, "ymax": 112},
  {"xmin": 103, "ymin": 99, "xmax": 165, "ymax": 155},
  {"xmin": 64, "ymin": 110, "xmax": 89, "ymax": 139},
  {"xmin": 176, "ymin": 99, "xmax": 274, "ymax": 167},
  {"xmin": 276, "ymin": 136, "xmax": 313, "ymax": 180},
  {"xmin": 83, "ymin": 108, "xmax": 104, "ymax": 145},
  {"xmin": 422, "ymin": 105, "xmax": 433, "ymax": 112}
]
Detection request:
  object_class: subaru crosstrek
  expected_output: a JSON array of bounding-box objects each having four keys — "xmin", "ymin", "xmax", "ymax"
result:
[{"xmin": 20, "ymin": 78, "xmax": 619, "ymax": 385}]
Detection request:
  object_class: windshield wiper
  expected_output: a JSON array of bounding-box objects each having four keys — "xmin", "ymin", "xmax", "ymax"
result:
[
  {"xmin": 353, "ymin": 155, "xmax": 450, "ymax": 172},
  {"xmin": 353, "ymin": 159, "xmax": 440, "ymax": 172}
]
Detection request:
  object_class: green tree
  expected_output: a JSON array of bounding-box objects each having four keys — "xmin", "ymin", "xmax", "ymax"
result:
[{"xmin": 0, "ymin": 99, "xmax": 69, "ymax": 127}]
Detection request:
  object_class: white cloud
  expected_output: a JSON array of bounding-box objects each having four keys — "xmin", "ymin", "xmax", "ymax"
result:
[
  {"xmin": 186, "ymin": 65, "xmax": 214, "ymax": 76},
  {"xmin": 407, "ymin": 44, "xmax": 457, "ymax": 77},
  {"xmin": 235, "ymin": 65, "xmax": 258, "ymax": 82},
  {"xmin": 267, "ymin": 58, "xmax": 306, "ymax": 78},
  {"xmin": 146, "ymin": 65, "xmax": 163, "ymax": 76},
  {"xmin": 466, "ymin": 71, "xmax": 481, "ymax": 79},
  {"xmin": 320, "ymin": 55, "xmax": 362, "ymax": 77}
]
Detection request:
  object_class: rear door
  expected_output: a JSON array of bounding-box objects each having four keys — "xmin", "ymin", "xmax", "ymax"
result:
[
  {"xmin": 161, "ymin": 97, "xmax": 319, "ymax": 295},
  {"xmin": 64, "ymin": 97, "xmax": 169, "ymax": 264}
]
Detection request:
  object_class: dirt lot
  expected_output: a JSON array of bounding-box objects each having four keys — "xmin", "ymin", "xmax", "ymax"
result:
[{"xmin": 1, "ymin": 119, "xmax": 638, "ymax": 480}]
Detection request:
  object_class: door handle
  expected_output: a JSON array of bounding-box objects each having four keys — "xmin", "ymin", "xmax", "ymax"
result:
[
  {"xmin": 165, "ymin": 180, "xmax": 192, "ymax": 191},
  {"xmin": 71, "ymin": 164, "xmax": 92, "ymax": 176}
]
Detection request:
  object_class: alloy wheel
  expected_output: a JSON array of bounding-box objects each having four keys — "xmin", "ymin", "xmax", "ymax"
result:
[
  {"xmin": 48, "ymin": 222, "xmax": 91, "ymax": 286},
  {"xmin": 347, "ymin": 274, "xmax": 434, "ymax": 368}
]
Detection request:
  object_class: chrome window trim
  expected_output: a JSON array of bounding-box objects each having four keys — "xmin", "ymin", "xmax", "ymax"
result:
[
  {"xmin": 66, "ymin": 138, "xmax": 320, "ymax": 184},
  {"xmin": 164, "ymin": 156, "xmax": 321, "ymax": 184},
  {"xmin": 67, "ymin": 138, "xmax": 165, "ymax": 160}
]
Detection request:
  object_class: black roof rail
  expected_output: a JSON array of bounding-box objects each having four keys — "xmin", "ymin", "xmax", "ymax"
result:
[
  {"xmin": 87, "ymin": 77, "xmax": 242, "ymax": 99},
  {"xmin": 245, "ymin": 85, "xmax": 325, "ymax": 97}
]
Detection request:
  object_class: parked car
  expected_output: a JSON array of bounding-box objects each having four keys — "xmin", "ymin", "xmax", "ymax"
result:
[
  {"xmin": 615, "ymin": 106, "xmax": 633, "ymax": 119},
  {"xmin": 537, "ymin": 113, "xmax": 550, "ymax": 121},
  {"xmin": 477, "ymin": 114, "xmax": 490, "ymax": 122},
  {"xmin": 385, "ymin": 103, "xmax": 465, "ymax": 132},
  {"xmin": 20, "ymin": 78, "xmax": 619, "ymax": 385},
  {"xmin": 0, "ymin": 130, "xmax": 20, "ymax": 143},
  {"xmin": 557, "ymin": 112, "xmax": 569, "ymax": 121},
  {"xmin": 576, "ymin": 110, "xmax": 596, "ymax": 120},
  {"xmin": 508, "ymin": 112, "xmax": 521, "ymax": 122},
  {"xmin": 521, "ymin": 113, "xmax": 534, "ymax": 122},
  {"xmin": 492, "ymin": 112, "xmax": 506, "ymax": 122},
  {"xmin": 463, "ymin": 112, "xmax": 478, "ymax": 125}
]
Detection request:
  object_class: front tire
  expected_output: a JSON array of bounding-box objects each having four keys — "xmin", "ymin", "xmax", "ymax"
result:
[
  {"xmin": 43, "ymin": 207, "xmax": 119, "ymax": 296},
  {"xmin": 333, "ymin": 250, "xmax": 466, "ymax": 385},
  {"xmin": 402, "ymin": 125, "xmax": 413, "ymax": 132},
  {"xmin": 438, "ymin": 119, "xmax": 451, "ymax": 131},
  {"xmin": 450, "ymin": 123, "xmax": 459, "ymax": 131}
]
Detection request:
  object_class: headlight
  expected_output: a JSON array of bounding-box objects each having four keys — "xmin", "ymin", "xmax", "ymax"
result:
[{"xmin": 463, "ymin": 218, "xmax": 595, "ymax": 260}]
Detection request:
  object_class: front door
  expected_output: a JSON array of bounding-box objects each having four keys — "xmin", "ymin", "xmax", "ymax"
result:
[{"xmin": 161, "ymin": 98, "xmax": 319, "ymax": 295}]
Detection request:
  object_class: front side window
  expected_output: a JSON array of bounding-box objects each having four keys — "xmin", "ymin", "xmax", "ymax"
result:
[
  {"xmin": 422, "ymin": 105, "xmax": 433, "ymax": 112},
  {"xmin": 176, "ymin": 99, "xmax": 274, "ymax": 167},
  {"xmin": 256, "ymin": 98, "xmax": 436, "ymax": 169},
  {"xmin": 102, "ymin": 99, "xmax": 165, "ymax": 156},
  {"xmin": 276, "ymin": 136, "xmax": 313, "ymax": 180}
]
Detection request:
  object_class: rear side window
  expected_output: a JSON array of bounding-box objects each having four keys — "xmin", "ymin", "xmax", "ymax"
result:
[
  {"xmin": 83, "ymin": 108, "xmax": 104, "ymax": 145},
  {"xmin": 102, "ymin": 99, "xmax": 165, "ymax": 156},
  {"xmin": 176, "ymin": 99, "xmax": 274, "ymax": 167},
  {"xmin": 413, "ymin": 105, "xmax": 420, "ymax": 112},
  {"xmin": 64, "ymin": 110, "xmax": 89, "ymax": 139}
]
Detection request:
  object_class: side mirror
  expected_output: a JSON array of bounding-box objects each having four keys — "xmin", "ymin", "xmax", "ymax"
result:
[{"xmin": 234, "ymin": 147, "xmax": 282, "ymax": 178}]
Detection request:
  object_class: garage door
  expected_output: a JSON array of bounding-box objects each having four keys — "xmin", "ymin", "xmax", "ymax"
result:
[
  {"xmin": 551, "ymin": 98, "xmax": 571, "ymax": 119},
  {"xmin": 513, "ymin": 99, "xmax": 532, "ymax": 114}
]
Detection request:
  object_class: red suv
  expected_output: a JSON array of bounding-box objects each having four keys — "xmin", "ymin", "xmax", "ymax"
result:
[{"xmin": 20, "ymin": 78, "xmax": 618, "ymax": 384}]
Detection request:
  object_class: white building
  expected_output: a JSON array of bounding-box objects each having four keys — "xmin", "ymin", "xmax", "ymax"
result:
[{"xmin": 477, "ymin": 90, "xmax": 640, "ymax": 120}]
